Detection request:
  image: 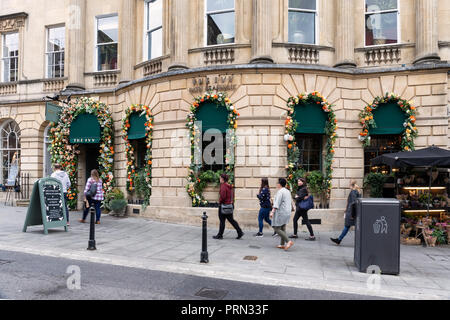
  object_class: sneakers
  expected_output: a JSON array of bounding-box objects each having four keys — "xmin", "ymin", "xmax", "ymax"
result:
[
  {"xmin": 330, "ymin": 238, "xmax": 341, "ymax": 245},
  {"xmin": 254, "ymin": 232, "xmax": 264, "ymax": 237},
  {"xmin": 213, "ymin": 235, "xmax": 223, "ymax": 240},
  {"xmin": 236, "ymin": 232, "xmax": 244, "ymax": 240},
  {"xmin": 305, "ymin": 236, "xmax": 316, "ymax": 241},
  {"xmin": 272, "ymin": 232, "xmax": 278, "ymax": 237},
  {"xmin": 284, "ymin": 241, "xmax": 294, "ymax": 251},
  {"xmin": 289, "ymin": 234, "xmax": 299, "ymax": 239}
]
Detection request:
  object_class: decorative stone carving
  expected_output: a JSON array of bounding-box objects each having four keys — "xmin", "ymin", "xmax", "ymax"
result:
[{"xmin": 0, "ymin": 13, "xmax": 27, "ymax": 32}]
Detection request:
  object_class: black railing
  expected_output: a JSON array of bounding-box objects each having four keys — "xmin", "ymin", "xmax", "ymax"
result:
[{"xmin": 15, "ymin": 172, "xmax": 31, "ymax": 200}]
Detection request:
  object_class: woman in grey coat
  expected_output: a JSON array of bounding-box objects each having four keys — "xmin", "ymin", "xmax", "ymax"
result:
[
  {"xmin": 331, "ymin": 180, "xmax": 361, "ymax": 245},
  {"xmin": 270, "ymin": 178, "xmax": 294, "ymax": 251}
]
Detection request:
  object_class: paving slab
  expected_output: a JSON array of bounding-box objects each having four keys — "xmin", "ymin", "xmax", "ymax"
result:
[{"xmin": 0, "ymin": 205, "xmax": 449, "ymax": 300}]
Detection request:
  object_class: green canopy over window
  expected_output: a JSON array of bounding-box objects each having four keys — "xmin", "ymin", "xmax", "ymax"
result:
[
  {"xmin": 370, "ymin": 103, "xmax": 407, "ymax": 135},
  {"xmin": 69, "ymin": 113, "xmax": 101, "ymax": 144},
  {"xmin": 196, "ymin": 102, "xmax": 229, "ymax": 133},
  {"xmin": 128, "ymin": 112, "xmax": 147, "ymax": 140},
  {"xmin": 294, "ymin": 103, "xmax": 327, "ymax": 134}
]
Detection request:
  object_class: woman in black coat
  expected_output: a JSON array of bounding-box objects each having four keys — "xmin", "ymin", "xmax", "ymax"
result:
[
  {"xmin": 290, "ymin": 178, "xmax": 315, "ymax": 241},
  {"xmin": 331, "ymin": 180, "xmax": 361, "ymax": 245}
]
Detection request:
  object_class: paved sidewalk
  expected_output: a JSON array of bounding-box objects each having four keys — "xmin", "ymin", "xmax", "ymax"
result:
[{"xmin": 0, "ymin": 206, "xmax": 449, "ymax": 300}]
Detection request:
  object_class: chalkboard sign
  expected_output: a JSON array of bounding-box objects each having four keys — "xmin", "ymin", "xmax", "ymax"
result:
[{"xmin": 23, "ymin": 177, "xmax": 68, "ymax": 235}]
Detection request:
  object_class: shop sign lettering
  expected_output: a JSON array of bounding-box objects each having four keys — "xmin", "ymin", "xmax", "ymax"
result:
[
  {"xmin": 189, "ymin": 75, "xmax": 236, "ymax": 94},
  {"xmin": 70, "ymin": 138, "xmax": 100, "ymax": 144}
]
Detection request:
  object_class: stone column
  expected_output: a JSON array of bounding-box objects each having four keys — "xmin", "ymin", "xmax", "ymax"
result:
[
  {"xmin": 414, "ymin": 0, "xmax": 441, "ymax": 64},
  {"xmin": 334, "ymin": 0, "xmax": 356, "ymax": 68},
  {"xmin": 119, "ymin": 0, "xmax": 136, "ymax": 84},
  {"xmin": 66, "ymin": 0, "xmax": 86, "ymax": 91},
  {"xmin": 168, "ymin": 0, "xmax": 189, "ymax": 70},
  {"xmin": 250, "ymin": 0, "xmax": 274, "ymax": 64}
]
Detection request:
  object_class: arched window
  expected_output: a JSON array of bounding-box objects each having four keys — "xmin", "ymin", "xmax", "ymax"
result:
[
  {"xmin": 0, "ymin": 120, "xmax": 21, "ymax": 186},
  {"xmin": 293, "ymin": 102, "xmax": 327, "ymax": 172},
  {"xmin": 43, "ymin": 124, "xmax": 52, "ymax": 177},
  {"xmin": 196, "ymin": 102, "xmax": 229, "ymax": 172}
]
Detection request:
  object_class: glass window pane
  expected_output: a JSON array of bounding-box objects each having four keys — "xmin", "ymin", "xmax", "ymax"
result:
[
  {"xmin": 47, "ymin": 26, "xmax": 65, "ymax": 52},
  {"xmin": 207, "ymin": 0, "xmax": 234, "ymax": 12},
  {"xmin": 207, "ymin": 12, "xmax": 235, "ymax": 45},
  {"xmin": 366, "ymin": 0, "xmax": 397, "ymax": 12},
  {"xmin": 97, "ymin": 16, "xmax": 118, "ymax": 44},
  {"xmin": 97, "ymin": 43, "xmax": 118, "ymax": 70},
  {"xmin": 3, "ymin": 59, "xmax": 10, "ymax": 81},
  {"xmin": 288, "ymin": 11, "xmax": 315, "ymax": 44},
  {"xmin": 289, "ymin": 0, "xmax": 316, "ymax": 10},
  {"xmin": 3, "ymin": 33, "xmax": 19, "ymax": 58},
  {"xmin": 148, "ymin": 0, "xmax": 163, "ymax": 30},
  {"xmin": 365, "ymin": 12, "xmax": 397, "ymax": 45},
  {"xmin": 149, "ymin": 28, "xmax": 162, "ymax": 59}
]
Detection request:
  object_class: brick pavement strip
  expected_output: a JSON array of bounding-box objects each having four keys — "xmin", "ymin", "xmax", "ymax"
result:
[{"xmin": 0, "ymin": 206, "xmax": 449, "ymax": 300}]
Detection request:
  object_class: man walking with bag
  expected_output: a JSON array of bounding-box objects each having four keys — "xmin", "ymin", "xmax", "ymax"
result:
[{"xmin": 213, "ymin": 174, "xmax": 244, "ymax": 240}]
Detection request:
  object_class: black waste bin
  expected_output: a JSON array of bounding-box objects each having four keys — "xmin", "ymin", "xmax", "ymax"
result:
[{"xmin": 354, "ymin": 198, "xmax": 401, "ymax": 275}]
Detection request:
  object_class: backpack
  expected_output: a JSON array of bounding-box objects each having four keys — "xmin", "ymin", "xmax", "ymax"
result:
[{"xmin": 86, "ymin": 180, "xmax": 97, "ymax": 198}]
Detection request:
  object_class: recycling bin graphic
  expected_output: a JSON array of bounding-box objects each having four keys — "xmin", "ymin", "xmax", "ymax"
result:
[{"xmin": 354, "ymin": 198, "xmax": 401, "ymax": 275}]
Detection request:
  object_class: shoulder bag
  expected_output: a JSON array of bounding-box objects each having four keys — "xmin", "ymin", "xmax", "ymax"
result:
[
  {"xmin": 300, "ymin": 195, "xmax": 314, "ymax": 211},
  {"xmin": 221, "ymin": 204, "xmax": 234, "ymax": 215}
]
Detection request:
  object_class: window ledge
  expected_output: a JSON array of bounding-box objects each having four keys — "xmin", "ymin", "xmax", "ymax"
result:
[
  {"xmin": 273, "ymin": 42, "xmax": 335, "ymax": 52},
  {"xmin": 188, "ymin": 43, "xmax": 251, "ymax": 54},
  {"xmin": 85, "ymin": 70, "xmax": 121, "ymax": 76},
  {"xmin": 355, "ymin": 43, "xmax": 415, "ymax": 52}
]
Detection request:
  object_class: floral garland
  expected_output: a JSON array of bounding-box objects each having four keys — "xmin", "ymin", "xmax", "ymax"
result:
[
  {"xmin": 359, "ymin": 92, "xmax": 418, "ymax": 151},
  {"xmin": 285, "ymin": 91, "xmax": 338, "ymax": 196},
  {"xmin": 186, "ymin": 92, "xmax": 239, "ymax": 207},
  {"xmin": 49, "ymin": 97, "xmax": 115, "ymax": 209},
  {"xmin": 122, "ymin": 104, "xmax": 153, "ymax": 206}
]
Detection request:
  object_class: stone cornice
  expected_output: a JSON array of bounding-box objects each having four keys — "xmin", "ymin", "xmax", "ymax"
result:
[
  {"xmin": 1, "ymin": 62, "xmax": 449, "ymax": 103},
  {"xmin": 0, "ymin": 12, "xmax": 28, "ymax": 32}
]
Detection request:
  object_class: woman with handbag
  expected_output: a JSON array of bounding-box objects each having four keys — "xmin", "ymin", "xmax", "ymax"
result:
[
  {"xmin": 79, "ymin": 169, "xmax": 104, "ymax": 225},
  {"xmin": 213, "ymin": 174, "xmax": 244, "ymax": 240},
  {"xmin": 270, "ymin": 178, "xmax": 294, "ymax": 250},
  {"xmin": 254, "ymin": 178, "xmax": 272, "ymax": 237},
  {"xmin": 331, "ymin": 180, "xmax": 361, "ymax": 245},
  {"xmin": 290, "ymin": 178, "xmax": 316, "ymax": 241}
]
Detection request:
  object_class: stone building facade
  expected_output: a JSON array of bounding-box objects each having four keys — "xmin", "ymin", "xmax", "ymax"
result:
[{"xmin": 0, "ymin": 0, "xmax": 449, "ymax": 230}]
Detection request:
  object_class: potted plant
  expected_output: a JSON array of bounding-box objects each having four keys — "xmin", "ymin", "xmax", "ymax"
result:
[
  {"xmin": 305, "ymin": 170, "xmax": 326, "ymax": 208},
  {"xmin": 109, "ymin": 198, "xmax": 128, "ymax": 217},
  {"xmin": 133, "ymin": 169, "xmax": 152, "ymax": 209},
  {"xmin": 104, "ymin": 188, "xmax": 126, "ymax": 214},
  {"xmin": 363, "ymin": 173, "xmax": 387, "ymax": 198}
]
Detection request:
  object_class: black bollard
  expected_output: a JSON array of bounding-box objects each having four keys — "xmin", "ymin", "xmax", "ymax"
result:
[
  {"xmin": 87, "ymin": 207, "xmax": 96, "ymax": 251},
  {"xmin": 200, "ymin": 212, "xmax": 209, "ymax": 263}
]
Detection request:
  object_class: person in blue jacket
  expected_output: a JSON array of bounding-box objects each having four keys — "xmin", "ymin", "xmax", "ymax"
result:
[{"xmin": 254, "ymin": 178, "xmax": 272, "ymax": 237}]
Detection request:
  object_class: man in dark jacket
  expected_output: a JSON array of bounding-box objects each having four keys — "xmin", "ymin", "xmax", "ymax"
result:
[{"xmin": 213, "ymin": 174, "xmax": 244, "ymax": 240}]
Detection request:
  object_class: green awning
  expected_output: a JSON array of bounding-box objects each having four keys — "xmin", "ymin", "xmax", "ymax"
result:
[
  {"xmin": 294, "ymin": 103, "xmax": 327, "ymax": 134},
  {"xmin": 196, "ymin": 102, "xmax": 229, "ymax": 133},
  {"xmin": 370, "ymin": 103, "xmax": 407, "ymax": 135},
  {"xmin": 128, "ymin": 112, "xmax": 148, "ymax": 140},
  {"xmin": 69, "ymin": 113, "xmax": 101, "ymax": 144}
]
